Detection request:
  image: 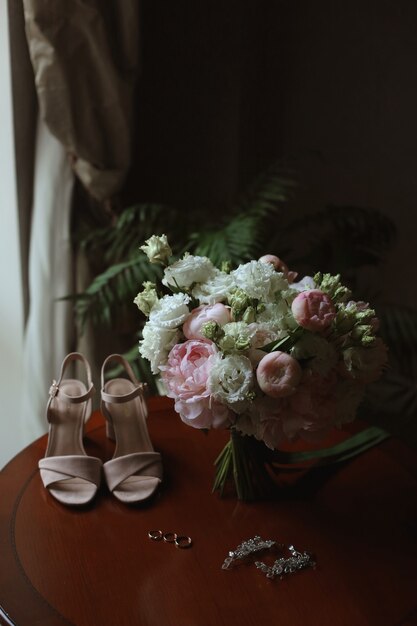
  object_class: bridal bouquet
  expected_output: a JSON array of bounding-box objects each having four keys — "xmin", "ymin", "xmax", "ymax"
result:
[{"xmin": 135, "ymin": 235, "xmax": 387, "ymax": 499}]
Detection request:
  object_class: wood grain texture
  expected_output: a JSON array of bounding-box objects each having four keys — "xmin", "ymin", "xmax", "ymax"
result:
[{"xmin": 1, "ymin": 397, "xmax": 417, "ymax": 626}]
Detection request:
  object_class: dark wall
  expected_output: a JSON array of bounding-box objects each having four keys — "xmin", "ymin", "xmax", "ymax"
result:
[
  {"xmin": 126, "ymin": 1, "xmax": 417, "ymax": 304},
  {"xmin": 280, "ymin": 0, "xmax": 417, "ymax": 306},
  {"xmin": 126, "ymin": 1, "xmax": 286, "ymax": 212}
]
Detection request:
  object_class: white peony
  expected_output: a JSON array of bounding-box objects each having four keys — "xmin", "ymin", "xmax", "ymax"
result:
[
  {"xmin": 139, "ymin": 323, "xmax": 180, "ymax": 374},
  {"xmin": 231, "ymin": 260, "xmax": 288, "ymax": 302},
  {"xmin": 291, "ymin": 332, "xmax": 337, "ymax": 376},
  {"xmin": 209, "ymin": 354, "xmax": 254, "ymax": 413},
  {"xmin": 191, "ymin": 269, "xmax": 236, "ymax": 304},
  {"xmin": 148, "ymin": 293, "xmax": 191, "ymax": 329},
  {"xmin": 162, "ymin": 254, "xmax": 216, "ymax": 289}
]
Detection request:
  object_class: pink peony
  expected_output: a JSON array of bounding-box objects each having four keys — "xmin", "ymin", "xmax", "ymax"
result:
[
  {"xmin": 183, "ymin": 303, "xmax": 231, "ymax": 340},
  {"xmin": 259, "ymin": 254, "xmax": 298, "ymax": 283},
  {"xmin": 160, "ymin": 339, "xmax": 232, "ymax": 429},
  {"xmin": 291, "ymin": 289, "xmax": 336, "ymax": 332},
  {"xmin": 256, "ymin": 351, "xmax": 302, "ymax": 398}
]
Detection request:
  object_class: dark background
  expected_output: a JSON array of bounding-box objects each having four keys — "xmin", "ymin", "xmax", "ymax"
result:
[{"xmin": 125, "ymin": 0, "xmax": 417, "ymax": 306}]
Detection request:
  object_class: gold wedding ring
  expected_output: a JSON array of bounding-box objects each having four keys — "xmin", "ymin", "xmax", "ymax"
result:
[
  {"xmin": 148, "ymin": 530, "xmax": 193, "ymax": 548},
  {"xmin": 175, "ymin": 535, "xmax": 193, "ymax": 549},
  {"xmin": 148, "ymin": 530, "xmax": 163, "ymax": 541}
]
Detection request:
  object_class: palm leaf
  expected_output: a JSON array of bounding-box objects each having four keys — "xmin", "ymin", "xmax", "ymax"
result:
[
  {"xmin": 80, "ymin": 203, "xmax": 181, "ymax": 265},
  {"xmin": 288, "ymin": 205, "xmax": 396, "ymax": 271},
  {"xmin": 72, "ymin": 256, "xmax": 163, "ymax": 330},
  {"xmin": 187, "ymin": 163, "xmax": 295, "ymax": 267}
]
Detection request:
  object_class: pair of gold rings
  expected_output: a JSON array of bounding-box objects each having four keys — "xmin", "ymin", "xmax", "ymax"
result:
[{"xmin": 148, "ymin": 530, "xmax": 192, "ymax": 549}]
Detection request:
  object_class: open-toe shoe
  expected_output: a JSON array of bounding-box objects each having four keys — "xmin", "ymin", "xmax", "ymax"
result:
[
  {"xmin": 38, "ymin": 353, "xmax": 102, "ymax": 505},
  {"xmin": 101, "ymin": 354, "xmax": 162, "ymax": 503}
]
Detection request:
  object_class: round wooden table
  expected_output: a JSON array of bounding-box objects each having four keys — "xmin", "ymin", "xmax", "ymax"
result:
[{"xmin": 1, "ymin": 397, "xmax": 417, "ymax": 626}]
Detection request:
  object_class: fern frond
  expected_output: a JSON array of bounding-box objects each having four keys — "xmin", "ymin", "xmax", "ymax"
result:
[
  {"xmin": 235, "ymin": 162, "xmax": 296, "ymax": 218},
  {"xmin": 186, "ymin": 163, "xmax": 295, "ymax": 267},
  {"xmin": 80, "ymin": 203, "xmax": 181, "ymax": 264},
  {"xmin": 74, "ymin": 256, "xmax": 163, "ymax": 330},
  {"xmin": 290, "ymin": 206, "xmax": 396, "ymax": 270}
]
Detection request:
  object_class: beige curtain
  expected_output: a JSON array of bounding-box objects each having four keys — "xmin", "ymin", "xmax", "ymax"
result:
[
  {"xmin": 22, "ymin": 0, "xmax": 140, "ymax": 201},
  {"xmin": 8, "ymin": 1, "xmax": 140, "ymax": 441}
]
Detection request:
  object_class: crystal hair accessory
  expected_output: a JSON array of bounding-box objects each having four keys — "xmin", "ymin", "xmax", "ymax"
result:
[
  {"xmin": 255, "ymin": 544, "xmax": 316, "ymax": 580},
  {"xmin": 222, "ymin": 536, "xmax": 280, "ymax": 570}
]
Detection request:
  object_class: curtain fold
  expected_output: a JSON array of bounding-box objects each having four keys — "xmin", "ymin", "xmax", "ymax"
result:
[
  {"xmin": 22, "ymin": 0, "xmax": 140, "ymax": 201},
  {"xmin": 20, "ymin": 118, "xmax": 74, "ymax": 439},
  {"xmin": 9, "ymin": 2, "xmax": 140, "ymax": 439}
]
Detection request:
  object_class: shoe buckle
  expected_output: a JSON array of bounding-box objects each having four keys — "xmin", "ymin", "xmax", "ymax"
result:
[{"xmin": 49, "ymin": 380, "xmax": 59, "ymax": 398}]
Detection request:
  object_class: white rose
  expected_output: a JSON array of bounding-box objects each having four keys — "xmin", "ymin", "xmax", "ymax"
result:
[
  {"xmin": 149, "ymin": 293, "xmax": 191, "ymax": 329},
  {"xmin": 139, "ymin": 323, "xmax": 180, "ymax": 374},
  {"xmin": 232, "ymin": 260, "xmax": 288, "ymax": 302},
  {"xmin": 162, "ymin": 254, "xmax": 216, "ymax": 289},
  {"xmin": 209, "ymin": 354, "xmax": 254, "ymax": 413},
  {"xmin": 191, "ymin": 269, "xmax": 235, "ymax": 304},
  {"xmin": 291, "ymin": 333, "xmax": 337, "ymax": 376}
]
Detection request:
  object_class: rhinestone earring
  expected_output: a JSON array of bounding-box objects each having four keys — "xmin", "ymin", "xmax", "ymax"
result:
[
  {"xmin": 222, "ymin": 536, "xmax": 281, "ymax": 570},
  {"xmin": 255, "ymin": 544, "xmax": 316, "ymax": 579}
]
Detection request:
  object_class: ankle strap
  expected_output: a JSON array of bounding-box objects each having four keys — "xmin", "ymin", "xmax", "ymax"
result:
[
  {"xmin": 101, "ymin": 354, "xmax": 146, "ymax": 404},
  {"xmin": 101, "ymin": 385, "xmax": 144, "ymax": 404},
  {"xmin": 101, "ymin": 354, "xmax": 139, "ymax": 390},
  {"xmin": 48, "ymin": 352, "xmax": 95, "ymax": 404}
]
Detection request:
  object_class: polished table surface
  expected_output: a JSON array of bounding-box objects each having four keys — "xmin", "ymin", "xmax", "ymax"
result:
[{"xmin": 1, "ymin": 397, "xmax": 417, "ymax": 626}]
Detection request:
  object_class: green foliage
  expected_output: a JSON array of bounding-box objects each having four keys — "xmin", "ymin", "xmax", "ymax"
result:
[
  {"xmin": 287, "ymin": 205, "xmax": 397, "ymax": 273},
  {"xmin": 186, "ymin": 163, "xmax": 296, "ymax": 265}
]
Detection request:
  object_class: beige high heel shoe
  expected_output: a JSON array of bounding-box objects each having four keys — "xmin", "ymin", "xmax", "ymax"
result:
[
  {"xmin": 38, "ymin": 353, "xmax": 102, "ymax": 506},
  {"xmin": 101, "ymin": 354, "xmax": 162, "ymax": 503}
]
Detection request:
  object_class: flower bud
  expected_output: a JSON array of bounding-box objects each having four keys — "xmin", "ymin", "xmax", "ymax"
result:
[
  {"xmin": 291, "ymin": 289, "xmax": 336, "ymax": 332},
  {"xmin": 229, "ymin": 288, "xmax": 252, "ymax": 319},
  {"xmin": 140, "ymin": 234, "xmax": 172, "ymax": 265},
  {"xmin": 201, "ymin": 321, "xmax": 223, "ymax": 341},
  {"xmin": 256, "ymin": 351, "xmax": 302, "ymax": 398},
  {"xmin": 133, "ymin": 282, "xmax": 159, "ymax": 316}
]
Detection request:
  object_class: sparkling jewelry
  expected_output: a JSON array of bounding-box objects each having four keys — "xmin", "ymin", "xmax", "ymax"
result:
[
  {"xmin": 255, "ymin": 544, "xmax": 316, "ymax": 580},
  {"xmin": 49, "ymin": 380, "xmax": 59, "ymax": 398},
  {"xmin": 222, "ymin": 536, "xmax": 280, "ymax": 570},
  {"xmin": 148, "ymin": 530, "xmax": 163, "ymax": 541},
  {"xmin": 148, "ymin": 530, "xmax": 193, "ymax": 548},
  {"xmin": 175, "ymin": 535, "xmax": 193, "ymax": 549}
]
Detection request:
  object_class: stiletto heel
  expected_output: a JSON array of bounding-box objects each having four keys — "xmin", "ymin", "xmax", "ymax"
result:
[
  {"xmin": 38, "ymin": 353, "xmax": 102, "ymax": 505},
  {"xmin": 101, "ymin": 354, "xmax": 162, "ymax": 503}
]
